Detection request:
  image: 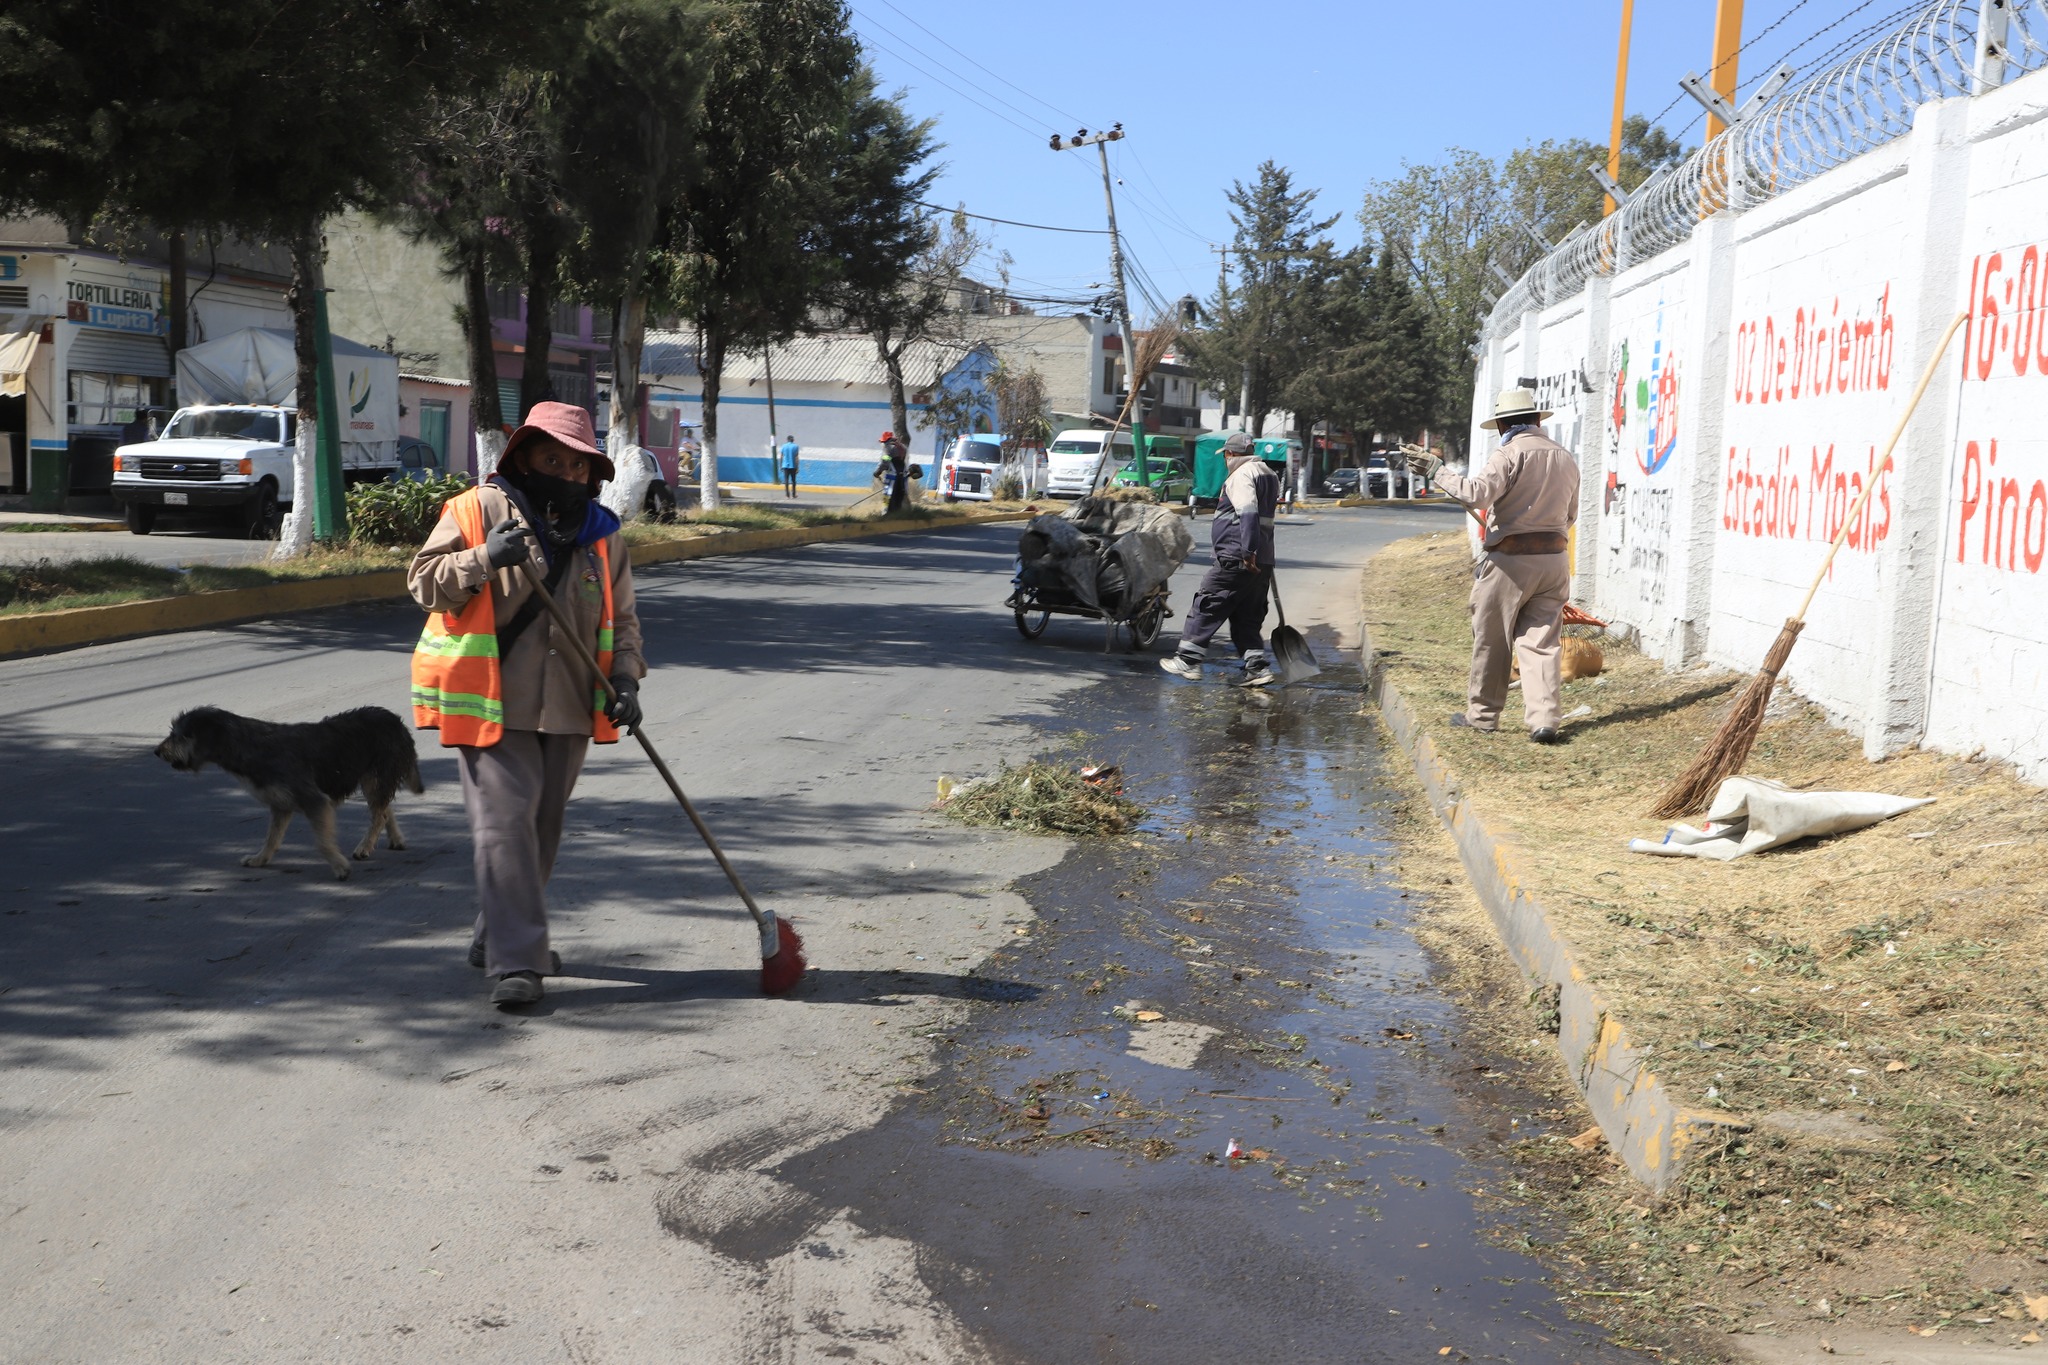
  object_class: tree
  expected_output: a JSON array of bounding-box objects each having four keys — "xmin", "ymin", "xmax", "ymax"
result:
[
  {"xmin": 1185, "ymin": 162, "xmax": 1338, "ymax": 436},
  {"xmin": 991, "ymin": 361, "xmax": 1051, "ymax": 456},
  {"xmin": 1282, "ymin": 246, "xmax": 1436, "ymax": 449},
  {"xmin": 821, "ymin": 73, "xmax": 964, "ymax": 443},
  {"xmin": 661, "ymin": 0, "xmax": 859, "ymax": 509}
]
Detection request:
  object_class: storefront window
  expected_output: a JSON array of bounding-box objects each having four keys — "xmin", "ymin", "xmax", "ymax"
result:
[{"xmin": 66, "ymin": 372, "xmax": 162, "ymax": 428}]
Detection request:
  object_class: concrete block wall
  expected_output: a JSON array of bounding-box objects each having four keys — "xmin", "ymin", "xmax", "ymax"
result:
[{"xmin": 1469, "ymin": 74, "xmax": 2048, "ymax": 783}]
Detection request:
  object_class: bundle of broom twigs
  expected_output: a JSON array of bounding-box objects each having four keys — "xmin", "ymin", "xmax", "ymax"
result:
[
  {"xmin": 1647, "ymin": 310, "xmax": 1969, "ymax": 820},
  {"xmin": 1085, "ymin": 317, "xmax": 1182, "ymax": 494}
]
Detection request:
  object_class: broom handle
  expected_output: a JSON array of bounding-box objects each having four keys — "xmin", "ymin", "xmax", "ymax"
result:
[
  {"xmin": 1790, "ymin": 309, "xmax": 1968, "ymax": 624},
  {"xmin": 511, "ymin": 554, "xmax": 770, "ymax": 932}
]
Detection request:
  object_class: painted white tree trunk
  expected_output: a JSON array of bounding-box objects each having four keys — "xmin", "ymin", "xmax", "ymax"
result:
[
  {"xmin": 272, "ymin": 416, "xmax": 316, "ymax": 560},
  {"xmin": 476, "ymin": 426, "xmax": 507, "ymax": 477},
  {"xmin": 700, "ymin": 434, "xmax": 720, "ymax": 511}
]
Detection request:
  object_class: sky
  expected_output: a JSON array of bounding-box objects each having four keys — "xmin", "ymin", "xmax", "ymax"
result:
[{"xmin": 847, "ymin": 0, "xmax": 1919, "ymax": 315}]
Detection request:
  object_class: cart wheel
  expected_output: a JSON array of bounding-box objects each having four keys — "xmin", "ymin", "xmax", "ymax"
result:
[
  {"xmin": 1014, "ymin": 607, "xmax": 1050, "ymax": 639},
  {"xmin": 1131, "ymin": 599, "xmax": 1166, "ymax": 648}
]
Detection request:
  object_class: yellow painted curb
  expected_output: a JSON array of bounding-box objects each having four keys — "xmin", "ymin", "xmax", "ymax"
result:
[
  {"xmin": 1356, "ymin": 573, "xmax": 1747, "ymax": 1195},
  {"xmin": 0, "ymin": 508, "xmax": 1031, "ymax": 660}
]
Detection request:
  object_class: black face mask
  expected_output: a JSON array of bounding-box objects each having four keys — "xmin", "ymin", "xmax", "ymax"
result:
[{"xmin": 522, "ymin": 471, "xmax": 590, "ymax": 522}]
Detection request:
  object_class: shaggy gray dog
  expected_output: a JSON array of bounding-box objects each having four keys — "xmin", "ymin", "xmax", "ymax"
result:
[{"xmin": 154, "ymin": 706, "xmax": 424, "ymax": 879}]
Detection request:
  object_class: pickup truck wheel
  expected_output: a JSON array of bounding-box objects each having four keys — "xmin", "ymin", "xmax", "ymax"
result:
[
  {"xmin": 244, "ymin": 482, "xmax": 281, "ymax": 540},
  {"xmin": 125, "ymin": 502, "xmax": 156, "ymax": 536}
]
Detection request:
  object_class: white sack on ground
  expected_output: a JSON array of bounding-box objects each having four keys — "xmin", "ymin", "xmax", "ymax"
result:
[{"xmin": 1629, "ymin": 776, "xmax": 1934, "ymax": 861}]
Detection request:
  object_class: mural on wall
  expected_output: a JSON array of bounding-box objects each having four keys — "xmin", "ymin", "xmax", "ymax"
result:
[
  {"xmin": 1719, "ymin": 284, "xmax": 1897, "ymax": 558},
  {"xmin": 1601, "ymin": 295, "xmax": 1683, "ymax": 618}
]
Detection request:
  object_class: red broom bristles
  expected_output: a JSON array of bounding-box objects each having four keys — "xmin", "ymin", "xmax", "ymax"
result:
[{"xmin": 760, "ymin": 917, "xmax": 808, "ymax": 996}]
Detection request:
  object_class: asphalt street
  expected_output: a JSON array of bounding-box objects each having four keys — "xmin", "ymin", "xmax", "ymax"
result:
[{"xmin": 0, "ymin": 500, "xmax": 1622, "ymax": 1363}]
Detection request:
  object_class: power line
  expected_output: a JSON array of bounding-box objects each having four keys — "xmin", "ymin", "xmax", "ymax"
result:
[
  {"xmin": 867, "ymin": 0, "xmax": 1088, "ymax": 129},
  {"xmin": 852, "ymin": 11, "xmax": 1063, "ymax": 140},
  {"xmin": 853, "ymin": 27, "xmax": 1043, "ymax": 139},
  {"xmin": 916, "ymin": 201, "xmax": 1111, "ymax": 235}
]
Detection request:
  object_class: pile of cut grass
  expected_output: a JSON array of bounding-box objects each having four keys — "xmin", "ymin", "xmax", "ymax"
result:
[
  {"xmin": 941, "ymin": 760, "xmax": 1147, "ymax": 838},
  {"xmin": 0, "ymin": 546, "xmax": 410, "ymax": 617}
]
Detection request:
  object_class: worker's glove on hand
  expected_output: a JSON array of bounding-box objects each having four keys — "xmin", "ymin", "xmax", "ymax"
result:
[
  {"xmin": 605, "ymin": 674, "xmax": 642, "ymax": 731},
  {"xmin": 484, "ymin": 518, "xmax": 535, "ymax": 570},
  {"xmin": 1400, "ymin": 443, "xmax": 1442, "ymax": 483}
]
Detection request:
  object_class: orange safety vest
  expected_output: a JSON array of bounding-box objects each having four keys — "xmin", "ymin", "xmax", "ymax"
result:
[{"xmin": 411, "ymin": 487, "xmax": 619, "ymax": 748}]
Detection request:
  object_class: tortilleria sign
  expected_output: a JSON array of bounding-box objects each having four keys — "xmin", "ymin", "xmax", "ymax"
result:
[{"xmin": 65, "ymin": 260, "xmax": 166, "ymax": 336}]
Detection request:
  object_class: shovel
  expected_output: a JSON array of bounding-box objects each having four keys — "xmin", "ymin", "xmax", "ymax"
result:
[{"xmin": 1267, "ymin": 572, "xmax": 1320, "ymax": 685}]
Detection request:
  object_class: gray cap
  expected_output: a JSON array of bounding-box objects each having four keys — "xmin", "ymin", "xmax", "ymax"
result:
[{"xmin": 1221, "ymin": 432, "xmax": 1253, "ymax": 454}]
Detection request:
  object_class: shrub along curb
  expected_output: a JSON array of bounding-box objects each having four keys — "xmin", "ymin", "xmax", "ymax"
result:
[
  {"xmin": 1356, "ymin": 577, "xmax": 1748, "ymax": 1195},
  {"xmin": 0, "ymin": 508, "xmax": 1031, "ymax": 660}
]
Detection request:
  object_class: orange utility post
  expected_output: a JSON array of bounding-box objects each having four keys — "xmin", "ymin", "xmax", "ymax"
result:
[
  {"xmin": 1706, "ymin": 0, "xmax": 1745, "ymax": 139},
  {"xmin": 1605, "ymin": 0, "xmax": 1636, "ymax": 217}
]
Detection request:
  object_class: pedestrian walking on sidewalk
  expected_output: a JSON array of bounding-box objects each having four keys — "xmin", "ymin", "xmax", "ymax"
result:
[
  {"xmin": 1161, "ymin": 432, "xmax": 1280, "ymax": 687},
  {"xmin": 778, "ymin": 434, "xmax": 800, "ymax": 498},
  {"xmin": 876, "ymin": 431, "xmax": 909, "ymax": 513},
  {"xmin": 408, "ymin": 401, "xmax": 647, "ymax": 1007},
  {"xmin": 1406, "ymin": 387, "xmax": 1579, "ymax": 744}
]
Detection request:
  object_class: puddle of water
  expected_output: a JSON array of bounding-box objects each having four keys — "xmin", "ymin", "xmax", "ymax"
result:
[{"xmin": 755, "ymin": 659, "xmax": 1639, "ymax": 1363}]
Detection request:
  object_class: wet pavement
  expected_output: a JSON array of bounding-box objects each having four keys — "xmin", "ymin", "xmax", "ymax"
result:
[{"xmin": 756, "ymin": 652, "xmax": 1642, "ymax": 1364}]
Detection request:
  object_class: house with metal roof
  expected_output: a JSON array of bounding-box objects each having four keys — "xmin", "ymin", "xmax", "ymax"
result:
[{"xmin": 636, "ymin": 331, "xmax": 996, "ymax": 491}]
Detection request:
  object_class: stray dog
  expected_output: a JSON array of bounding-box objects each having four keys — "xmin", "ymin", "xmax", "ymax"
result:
[{"xmin": 154, "ymin": 706, "xmax": 423, "ymax": 880}]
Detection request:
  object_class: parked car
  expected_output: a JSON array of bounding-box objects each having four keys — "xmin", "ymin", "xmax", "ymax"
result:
[
  {"xmin": 939, "ymin": 434, "xmax": 1006, "ymax": 501},
  {"xmin": 1322, "ymin": 466, "xmax": 1362, "ymax": 498},
  {"xmin": 111, "ymin": 404, "xmax": 296, "ymax": 539},
  {"xmin": 1111, "ymin": 456, "xmax": 1193, "ymax": 503},
  {"xmin": 386, "ymin": 436, "xmax": 443, "ymax": 483}
]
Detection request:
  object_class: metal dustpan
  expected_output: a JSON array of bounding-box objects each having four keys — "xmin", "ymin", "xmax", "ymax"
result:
[{"xmin": 1268, "ymin": 573, "xmax": 1320, "ymax": 685}]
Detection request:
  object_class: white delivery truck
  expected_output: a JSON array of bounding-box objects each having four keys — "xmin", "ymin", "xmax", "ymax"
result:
[
  {"xmin": 938, "ymin": 433, "xmax": 1006, "ymax": 501},
  {"xmin": 111, "ymin": 327, "xmax": 401, "ymax": 537},
  {"xmin": 1042, "ymin": 427, "xmax": 1135, "ymax": 499}
]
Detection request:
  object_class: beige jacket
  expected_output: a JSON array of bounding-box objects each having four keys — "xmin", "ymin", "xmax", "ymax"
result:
[
  {"xmin": 1435, "ymin": 429, "xmax": 1580, "ymax": 548},
  {"xmin": 407, "ymin": 482, "xmax": 646, "ymax": 736}
]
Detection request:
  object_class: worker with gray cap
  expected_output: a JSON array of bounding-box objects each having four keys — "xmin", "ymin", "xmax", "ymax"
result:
[
  {"xmin": 1162, "ymin": 432, "xmax": 1279, "ymax": 686},
  {"xmin": 1404, "ymin": 387, "xmax": 1579, "ymax": 742}
]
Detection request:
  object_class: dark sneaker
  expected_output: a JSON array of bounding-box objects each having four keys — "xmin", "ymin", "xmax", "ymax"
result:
[
  {"xmin": 491, "ymin": 971, "xmax": 543, "ymax": 1007},
  {"xmin": 1159, "ymin": 655, "xmax": 1203, "ymax": 680},
  {"xmin": 1449, "ymin": 713, "xmax": 1496, "ymax": 733},
  {"xmin": 1530, "ymin": 727, "xmax": 1561, "ymax": 744},
  {"xmin": 1239, "ymin": 659, "xmax": 1277, "ymax": 688}
]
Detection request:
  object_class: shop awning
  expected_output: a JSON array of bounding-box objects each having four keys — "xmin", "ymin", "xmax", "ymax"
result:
[{"xmin": 0, "ymin": 315, "xmax": 47, "ymax": 398}]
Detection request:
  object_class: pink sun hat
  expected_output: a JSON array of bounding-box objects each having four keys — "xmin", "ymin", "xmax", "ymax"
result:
[{"xmin": 497, "ymin": 401, "xmax": 615, "ymax": 486}]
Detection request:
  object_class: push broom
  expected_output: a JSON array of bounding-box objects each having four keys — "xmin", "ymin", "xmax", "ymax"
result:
[
  {"xmin": 512, "ymin": 555, "xmax": 807, "ymax": 994},
  {"xmin": 1647, "ymin": 309, "xmax": 1968, "ymax": 820}
]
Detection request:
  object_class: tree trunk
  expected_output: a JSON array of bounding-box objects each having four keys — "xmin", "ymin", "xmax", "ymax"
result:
[
  {"xmin": 698, "ymin": 324, "xmax": 725, "ymax": 511},
  {"xmin": 608, "ymin": 290, "xmax": 646, "ymax": 454},
  {"xmin": 167, "ymin": 229, "xmax": 188, "ymax": 360},
  {"xmin": 879, "ymin": 334, "xmax": 909, "ymax": 442},
  {"xmin": 519, "ymin": 219, "xmax": 561, "ymax": 421},
  {"xmin": 461, "ymin": 245, "xmax": 505, "ymax": 474},
  {"xmin": 275, "ymin": 226, "xmax": 323, "ymax": 559}
]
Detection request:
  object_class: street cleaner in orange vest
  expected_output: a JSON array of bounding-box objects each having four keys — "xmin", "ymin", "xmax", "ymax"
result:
[{"xmin": 408, "ymin": 402, "xmax": 646, "ymax": 1007}]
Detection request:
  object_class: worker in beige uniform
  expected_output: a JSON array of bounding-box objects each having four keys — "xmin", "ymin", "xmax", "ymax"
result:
[
  {"xmin": 1405, "ymin": 387, "xmax": 1579, "ymax": 744},
  {"xmin": 408, "ymin": 402, "xmax": 646, "ymax": 1006}
]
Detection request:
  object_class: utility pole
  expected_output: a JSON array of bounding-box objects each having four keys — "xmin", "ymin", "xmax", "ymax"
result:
[
  {"xmin": 1706, "ymin": 0, "xmax": 1744, "ymax": 139},
  {"xmin": 1052, "ymin": 123, "xmax": 1148, "ymax": 488},
  {"xmin": 1605, "ymin": 0, "xmax": 1636, "ymax": 217},
  {"xmin": 1210, "ymin": 243, "xmax": 1251, "ymax": 430}
]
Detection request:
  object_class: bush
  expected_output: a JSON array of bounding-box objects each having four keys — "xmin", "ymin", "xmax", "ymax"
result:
[
  {"xmin": 992, "ymin": 469, "xmax": 1024, "ymax": 501},
  {"xmin": 346, "ymin": 472, "xmax": 473, "ymax": 546}
]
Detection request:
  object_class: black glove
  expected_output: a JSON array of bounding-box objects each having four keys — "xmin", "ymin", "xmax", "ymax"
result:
[
  {"xmin": 484, "ymin": 517, "xmax": 534, "ymax": 570},
  {"xmin": 605, "ymin": 674, "xmax": 642, "ymax": 730}
]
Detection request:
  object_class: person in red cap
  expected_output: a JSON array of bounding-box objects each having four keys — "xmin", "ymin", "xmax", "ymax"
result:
[
  {"xmin": 875, "ymin": 430, "xmax": 909, "ymax": 513},
  {"xmin": 406, "ymin": 401, "xmax": 647, "ymax": 1007}
]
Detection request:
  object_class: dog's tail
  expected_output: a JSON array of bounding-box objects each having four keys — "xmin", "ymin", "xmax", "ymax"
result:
[{"xmin": 406, "ymin": 753, "xmax": 425, "ymax": 795}]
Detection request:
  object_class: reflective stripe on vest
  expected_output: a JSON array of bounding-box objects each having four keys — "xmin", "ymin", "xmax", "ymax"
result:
[{"xmin": 410, "ymin": 488, "xmax": 621, "ymax": 747}]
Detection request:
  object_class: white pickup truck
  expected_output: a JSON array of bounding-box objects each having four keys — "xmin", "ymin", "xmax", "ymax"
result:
[{"xmin": 111, "ymin": 405, "xmax": 296, "ymax": 537}]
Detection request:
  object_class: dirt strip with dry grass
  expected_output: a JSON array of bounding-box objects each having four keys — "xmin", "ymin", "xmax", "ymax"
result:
[{"xmin": 1365, "ymin": 529, "xmax": 2048, "ymax": 1357}]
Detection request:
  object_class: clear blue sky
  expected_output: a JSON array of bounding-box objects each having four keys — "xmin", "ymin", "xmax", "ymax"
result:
[{"xmin": 847, "ymin": 0, "xmax": 1909, "ymax": 314}]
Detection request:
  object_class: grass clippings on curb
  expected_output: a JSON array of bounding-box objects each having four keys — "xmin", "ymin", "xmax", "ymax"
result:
[
  {"xmin": 0, "ymin": 546, "xmax": 411, "ymax": 617},
  {"xmin": 1366, "ymin": 529, "xmax": 2048, "ymax": 1354},
  {"xmin": 940, "ymin": 761, "xmax": 1147, "ymax": 838}
]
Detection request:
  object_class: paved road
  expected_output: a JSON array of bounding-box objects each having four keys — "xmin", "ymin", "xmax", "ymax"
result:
[{"xmin": 0, "ymin": 502, "xmax": 1628, "ymax": 1363}]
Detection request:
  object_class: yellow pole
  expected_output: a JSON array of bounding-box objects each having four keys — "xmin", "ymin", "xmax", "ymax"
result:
[
  {"xmin": 1707, "ymin": 0, "xmax": 1745, "ymax": 139},
  {"xmin": 1605, "ymin": 0, "xmax": 1636, "ymax": 217}
]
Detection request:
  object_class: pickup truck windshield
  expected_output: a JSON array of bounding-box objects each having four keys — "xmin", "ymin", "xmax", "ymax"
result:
[{"xmin": 166, "ymin": 410, "xmax": 282, "ymax": 443}]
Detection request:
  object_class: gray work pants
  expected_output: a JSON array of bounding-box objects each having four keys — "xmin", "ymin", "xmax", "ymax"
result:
[
  {"xmin": 1467, "ymin": 551, "xmax": 1571, "ymax": 731},
  {"xmin": 458, "ymin": 730, "xmax": 590, "ymax": 976}
]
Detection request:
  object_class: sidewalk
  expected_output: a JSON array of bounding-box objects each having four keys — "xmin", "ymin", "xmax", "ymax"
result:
[
  {"xmin": 1362, "ymin": 530, "xmax": 2048, "ymax": 1355},
  {"xmin": 0, "ymin": 509, "xmax": 125, "ymax": 531}
]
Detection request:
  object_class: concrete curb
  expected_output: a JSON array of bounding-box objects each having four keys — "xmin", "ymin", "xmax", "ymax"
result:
[
  {"xmin": 0, "ymin": 508, "xmax": 1030, "ymax": 660},
  {"xmin": 1357, "ymin": 592, "xmax": 1746, "ymax": 1195}
]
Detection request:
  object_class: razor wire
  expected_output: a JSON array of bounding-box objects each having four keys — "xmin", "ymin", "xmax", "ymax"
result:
[{"xmin": 1486, "ymin": 0, "xmax": 2048, "ymax": 338}]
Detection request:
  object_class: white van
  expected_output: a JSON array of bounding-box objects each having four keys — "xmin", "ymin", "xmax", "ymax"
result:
[{"xmin": 1043, "ymin": 428, "xmax": 1135, "ymax": 498}]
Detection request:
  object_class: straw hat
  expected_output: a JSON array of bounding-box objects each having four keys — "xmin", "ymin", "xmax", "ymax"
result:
[{"xmin": 1479, "ymin": 386, "xmax": 1552, "ymax": 431}]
